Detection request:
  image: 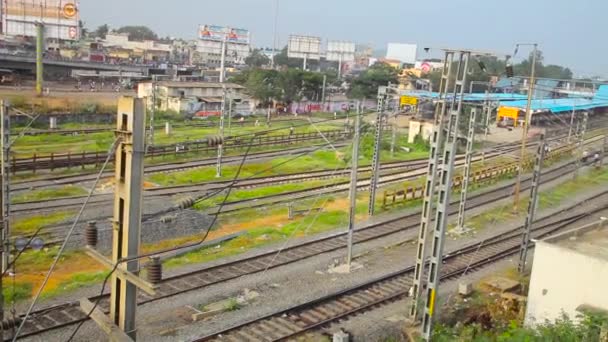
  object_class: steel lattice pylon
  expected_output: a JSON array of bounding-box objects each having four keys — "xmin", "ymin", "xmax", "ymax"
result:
[
  {"xmin": 420, "ymin": 51, "xmax": 470, "ymax": 341},
  {"xmin": 409, "ymin": 51, "xmax": 455, "ymax": 321},
  {"xmin": 574, "ymin": 111, "xmax": 588, "ymax": 180},
  {"xmin": 368, "ymin": 91, "xmax": 387, "ymax": 216},
  {"xmin": 518, "ymin": 133, "xmax": 546, "ymax": 273},
  {"xmin": 456, "ymin": 108, "xmax": 477, "ymax": 230}
]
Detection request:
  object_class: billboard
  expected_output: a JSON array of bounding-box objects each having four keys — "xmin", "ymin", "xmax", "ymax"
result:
[
  {"xmin": 326, "ymin": 40, "xmax": 355, "ymax": 62},
  {"xmin": 1, "ymin": 0, "xmax": 80, "ymax": 40},
  {"xmin": 198, "ymin": 24, "xmax": 250, "ymax": 44},
  {"xmin": 386, "ymin": 43, "xmax": 418, "ymax": 64},
  {"xmin": 287, "ymin": 35, "xmax": 321, "ymax": 60}
]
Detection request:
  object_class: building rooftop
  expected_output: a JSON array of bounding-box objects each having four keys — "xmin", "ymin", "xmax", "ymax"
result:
[{"xmin": 540, "ymin": 219, "xmax": 608, "ymax": 261}]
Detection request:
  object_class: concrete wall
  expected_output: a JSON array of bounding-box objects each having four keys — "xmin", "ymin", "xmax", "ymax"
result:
[
  {"xmin": 408, "ymin": 120, "xmax": 434, "ymax": 143},
  {"xmin": 525, "ymin": 242, "xmax": 608, "ymax": 326}
]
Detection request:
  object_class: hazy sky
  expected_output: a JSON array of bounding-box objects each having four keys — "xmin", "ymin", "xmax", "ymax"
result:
[{"xmin": 80, "ymin": 0, "xmax": 606, "ymax": 77}]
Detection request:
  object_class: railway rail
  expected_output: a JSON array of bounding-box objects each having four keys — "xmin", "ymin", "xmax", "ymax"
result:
[
  {"xmin": 10, "ymin": 143, "xmax": 351, "ymax": 192},
  {"xmin": 11, "ymin": 130, "xmax": 350, "ymax": 173},
  {"xmin": 3, "ymin": 158, "xmax": 598, "ymax": 340},
  {"xmin": 195, "ymin": 202, "xmax": 608, "ymax": 341}
]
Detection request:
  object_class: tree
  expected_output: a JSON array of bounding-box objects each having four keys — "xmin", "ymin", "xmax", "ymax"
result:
[
  {"xmin": 348, "ymin": 62, "xmax": 399, "ymax": 99},
  {"xmin": 230, "ymin": 69, "xmax": 280, "ymax": 105},
  {"xmin": 245, "ymin": 49, "xmax": 271, "ymax": 68},
  {"xmin": 116, "ymin": 25, "xmax": 158, "ymax": 41},
  {"xmin": 230, "ymin": 68, "xmax": 334, "ymax": 105},
  {"xmin": 273, "ymin": 46, "xmax": 308, "ymax": 69},
  {"xmin": 93, "ymin": 24, "xmax": 109, "ymax": 39}
]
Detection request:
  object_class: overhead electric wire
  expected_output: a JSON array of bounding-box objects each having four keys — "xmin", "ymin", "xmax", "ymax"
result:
[
  {"xmin": 65, "ymin": 136, "xmax": 257, "ymax": 342},
  {"xmin": 12, "ymin": 137, "xmax": 122, "ymax": 341}
]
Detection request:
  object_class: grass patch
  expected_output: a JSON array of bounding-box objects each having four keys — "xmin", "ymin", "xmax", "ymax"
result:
[
  {"xmin": 150, "ymin": 133, "xmax": 429, "ymax": 187},
  {"xmin": 12, "ymin": 185, "xmax": 87, "ymax": 204},
  {"xmin": 40, "ymin": 271, "xmax": 108, "ymax": 300},
  {"xmin": 466, "ymin": 167, "xmax": 608, "ymax": 230},
  {"xmin": 224, "ymin": 298, "xmax": 241, "ymax": 311},
  {"xmin": 164, "ymin": 209, "xmax": 348, "ymax": 268},
  {"xmin": 3, "ymin": 281, "xmax": 32, "ymax": 304},
  {"xmin": 12, "ymin": 211, "xmax": 73, "ymax": 235},
  {"xmin": 11, "ymin": 120, "xmax": 341, "ymax": 158},
  {"xmin": 193, "ymin": 179, "xmax": 346, "ymax": 210}
]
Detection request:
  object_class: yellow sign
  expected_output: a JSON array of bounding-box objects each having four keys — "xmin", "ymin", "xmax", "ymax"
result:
[
  {"xmin": 63, "ymin": 3, "xmax": 77, "ymax": 18},
  {"xmin": 400, "ymin": 96, "xmax": 418, "ymax": 107}
]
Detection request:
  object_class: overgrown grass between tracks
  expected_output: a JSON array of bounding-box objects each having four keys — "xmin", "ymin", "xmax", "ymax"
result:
[
  {"xmin": 465, "ymin": 167, "xmax": 608, "ymax": 231},
  {"xmin": 11, "ymin": 185, "xmax": 87, "ymax": 204}
]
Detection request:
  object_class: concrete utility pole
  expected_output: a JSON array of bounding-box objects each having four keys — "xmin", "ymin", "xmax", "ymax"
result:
[
  {"xmin": 567, "ymin": 104, "xmax": 576, "ymax": 143},
  {"xmin": 321, "ymin": 74, "xmax": 327, "ymax": 107},
  {"xmin": 418, "ymin": 51, "xmax": 469, "ymax": 341},
  {"xmin": 513, "ymin": 43, "xmax": 538, "ymax": 212},
  {"xmin": 574, "ymin": 111, "xmax": 588, "ymax": 180},
  {"xmin": 227, "ymin": 90, "xmax": 234, "ymax": 134},
  {"xmin": 410, "ymin": 51, "xmax": 455, "ymax": 322},
  {"xmin": 518, "ymin": 133, "xmax": 546, "ymax": 274},
  {"xmin": 601, "ymin": 136, "xmax": 607, "ymax": 168},
  {"xmin": 216, "ymin": 87, "xmax": 227, "ymax": 178},
  {"xmin": 367, "ymin": 87, "xmax": 387, "ymax": 216},
  {"xmin": 148, "ymin": 75, "xmax": 157, "ymax": 149},
  {"xmin": 483, "ymin": 91, "xmax": 492, "ymax": 142},
  {"xmin": 110, "ymin": 97, "xmax": 146, "ymax": 339},
  {"xmin": 346, "ymin": 101, "xmax": 361, "ymax": 268},
  {"xmin": 0, "ymin": 101, "xmax": 8, "ymax": 342},
  {"xmin": 456, "ymin": 108, "xmax": 477, "ymax": 231},
  {"xmin": 35, "ymin": 23, "xmax": 44, "ymax": 96},
  {"xmin": 219, "ymin": 36, "xmax": 227, "ymax": 83},
  {"xmin": 0, "ymin": 101, "xmax": 9, "ymax": 274},
  {"xmin": 390, "ymin": 124, "xmax": 397, "ymax": 157},
  {"xmin": 83, "ymin": 97, "xmax": 158, "ymax": 341}
]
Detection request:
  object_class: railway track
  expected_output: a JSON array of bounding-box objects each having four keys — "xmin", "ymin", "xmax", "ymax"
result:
[
  {"xmin": 10, "ymin": 143, "xmax": 350, "ymax": 192},
  {"xmin": 9, "ymin": 157, "xmax": 432, "ymax": 215},
  {"xmin": 3, "ymin": 158, "xmax": 596, "ymax": 340},
  {"xmin": 11, "ymin": 130, "xmax": 350, "ymax": 173},
  {"xmin": 194, "ymin": 200, "xmax": 608, "ymax": 341},
  {"xmin": 12, "ymin": 140, "xmax": 527, "ymax": 215}
]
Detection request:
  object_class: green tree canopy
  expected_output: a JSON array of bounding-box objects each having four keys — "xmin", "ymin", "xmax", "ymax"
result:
[
  {"xmin": 245, "ymin": 49, "xmax": 271, "ymax": 68},
  {"xmin": 424, "ymin": 51, "xmax": 573, "ymax": 92},
  {"xmin": 116, "ymin": 25, "xmax": 158, "ymax": 41},
  {"xmin": 93, "ymin": 24, "xmax": 109, "ymax": 39},
  {"xmin": 230, "ymin": 68, "xmax": 335, "ymax": 104},
  {"xmin": 348, "ymin": 62, "xmax": 399, "ymax": 99}
]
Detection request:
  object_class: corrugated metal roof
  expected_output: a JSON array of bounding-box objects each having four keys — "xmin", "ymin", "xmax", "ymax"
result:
[
  {"xmin": 534, "ymin": 79, "xmax": 559, "ymax": 99},
  {"xmin": 499, "ymin": 97, "xmax": 608, "ymax": 113},
  {"xmin": 400, "ymin": 91, "xmax": 527, "ymax": 102},
  {"xmin": 593, "ymin": 85, "xmax": 608, "ymax": 102}
]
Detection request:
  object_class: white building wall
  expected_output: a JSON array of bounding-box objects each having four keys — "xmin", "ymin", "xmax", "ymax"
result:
[{"xmin": 525, "ymin": 242, "xmax": 608, "ymax": 327}]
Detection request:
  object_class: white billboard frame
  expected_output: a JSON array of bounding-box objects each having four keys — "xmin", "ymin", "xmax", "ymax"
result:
[
  {"xmin": 326, "ymin": 40, "xmax": 355, "ymax": 62},
  {"xmin": 288, "ymin": 35, "xmax": 321, "ymax": 60},
  {"xmin": 1, "ymin": 0, "xmax": 81, "ymax": 41}
]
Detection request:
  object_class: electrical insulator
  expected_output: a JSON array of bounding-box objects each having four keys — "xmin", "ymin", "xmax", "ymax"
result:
[
  {"xmin": 146, "ymin": 256, "xmax": 162, "ymax": 284},
  {"xmin": 160, "ymin": 215, "xmax": 175, "ymax": 224},
  {"xmin": 85, "ymin": 221, "xmax": 98, "ymax": 247},
  {"xmin": 1, "ymin": 317, "xmax": 22, "ymax": 330},
  {"xmin": 207, "ymin": 136, "xmax": 224, "ymax": 147},
  {"xmin": 177, "ymin": 197, "xmax": 195, "ymax": 209}
]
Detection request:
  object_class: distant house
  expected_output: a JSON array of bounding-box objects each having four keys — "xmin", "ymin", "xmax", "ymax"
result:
[{"xmin": 137, "ymin": 81, "xmax": 252, "ymax": 117}]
